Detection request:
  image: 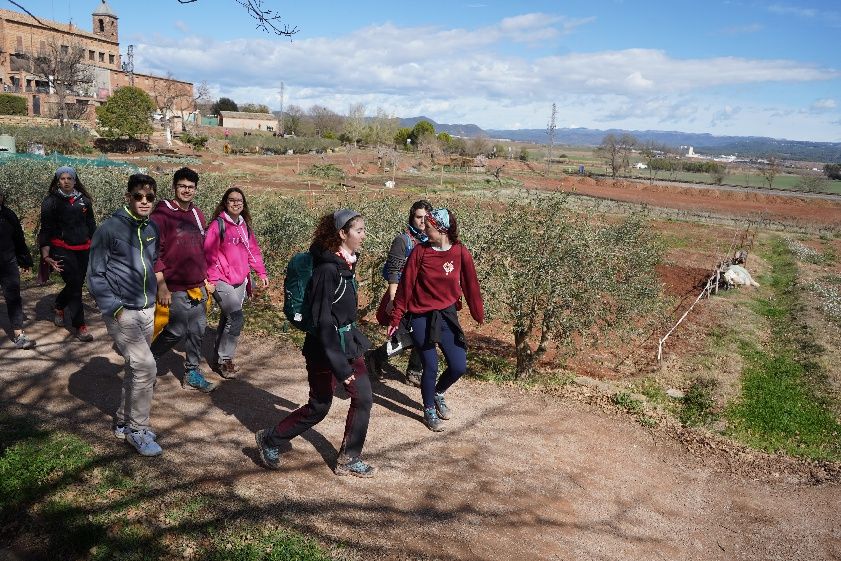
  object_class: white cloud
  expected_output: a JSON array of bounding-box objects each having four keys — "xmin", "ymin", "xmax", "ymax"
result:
[
  {"xmin": 710, "ymin": 105, "xmax": 742, "ymax": 126},
  {"xmin": 767, "ymin": 4, "xmax": 841, "ymax": 27},
  {"xmin": 131, "ymin": 14, "xmax": 841, "ymax": 140},
  {"xmin": 810, "ymin": 98, "xmax": 837, "ymax": 112}
]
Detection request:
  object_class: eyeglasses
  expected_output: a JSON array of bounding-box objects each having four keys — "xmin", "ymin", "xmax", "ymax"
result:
[
  {"xmin": 175, "ymin": 183, "xmax": 196, "ymax": 190},
  {"xmin": 227, "ymin": 198, "xmax": 244, "ymax": 205},
  {"xmin": 131, "ymin": 192, "xmax": 156, "ymax": 203}
]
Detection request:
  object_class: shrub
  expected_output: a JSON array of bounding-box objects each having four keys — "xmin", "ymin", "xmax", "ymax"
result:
[
  {"xmin": 225, "ymin": 134, "xmax": 339, "ymax": 155},
  {"xmin": 680, "ymin": 377, "xmax": 719, "ymax": 427},
  {"xmin": 96, "ymin": 86, "xmax": 155, "ymax": 141},
  {"xmin": 180, "ymin": 131, "xmax": 208, "ymax": 150},
  {"xmin": 0, "ymin": 94, "xmax": 27, "ymax": 116},
  {"xmin": 302, "ymin": 163, "xmax": 344, "ymax": 180},
  {"xmin": 0, "ymin": 124, "xmax": 93, "ymax": 154}
]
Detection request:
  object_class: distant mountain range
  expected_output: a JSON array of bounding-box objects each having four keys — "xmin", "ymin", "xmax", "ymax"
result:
[{"xmin": 399, "ymin": 116, "xmax": 841, "ymax": 163}]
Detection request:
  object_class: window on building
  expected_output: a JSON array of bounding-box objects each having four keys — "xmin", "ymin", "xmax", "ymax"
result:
[
  {"xmin": 99, "ymin": 19, "xmax": 104, "ymax": 32},
  {"xmin": 15, "ymin": 36, "xmax": 22, "ymax": 52},
  {"xmin": 60, "ymin": 45, "xmax": 69, "ymax": 55},
  {"xmin": 109, "ymin": 54, "xmax": 115, "ymax": 64},
  {"xmin": 89, "ymin": 50, "xmax": 95, "ymax": 61},
  {"xmin": 39, "ymin": 41, "xmax": 46, "ymax": 56},
  {"xmin": 99, "ymin": 52, "xmax": 104, "ymax": 62}
]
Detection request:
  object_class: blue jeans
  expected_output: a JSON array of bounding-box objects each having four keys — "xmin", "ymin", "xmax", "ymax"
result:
[{"xmin": 410, "ymin": 313, "xmax": 467, "ymax": 409}]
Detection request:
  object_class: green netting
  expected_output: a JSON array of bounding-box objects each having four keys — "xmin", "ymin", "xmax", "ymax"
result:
[{"xmin": 0, "ymin": 151, "xmax": 136, "ymax": 168}]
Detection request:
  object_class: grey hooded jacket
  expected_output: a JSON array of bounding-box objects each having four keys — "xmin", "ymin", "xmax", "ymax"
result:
[{"xmin": 88, "ymin": 206, "xmax": 160, "ymax": 317}]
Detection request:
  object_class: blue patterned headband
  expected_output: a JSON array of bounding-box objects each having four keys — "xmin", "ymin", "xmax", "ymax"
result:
[{"xmin": 426, "ymin": 208, "xmax": 450, "ymax": 232}]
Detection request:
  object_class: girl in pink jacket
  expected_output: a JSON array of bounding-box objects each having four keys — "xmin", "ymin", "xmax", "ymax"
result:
[{"xmin": 204, "ymin": 187, "xmax": 269, "ymax": 377}]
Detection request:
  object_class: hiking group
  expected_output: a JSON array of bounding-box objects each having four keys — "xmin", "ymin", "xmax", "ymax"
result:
[{"xmin": 2, "ymin": 165, "xmax": 484, "ymax": 479}]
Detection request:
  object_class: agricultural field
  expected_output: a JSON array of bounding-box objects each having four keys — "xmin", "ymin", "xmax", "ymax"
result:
[{"xmin": 1, "ymin": 144, "xmax": 840, "ymax": 560}]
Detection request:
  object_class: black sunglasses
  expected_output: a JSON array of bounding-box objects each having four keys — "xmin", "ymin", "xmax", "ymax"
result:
[{"xmin": 131, "ymin": 192, "xmax": 156, "ymax": 203}]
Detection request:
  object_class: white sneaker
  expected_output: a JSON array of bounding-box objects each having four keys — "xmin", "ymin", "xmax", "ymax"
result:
[
  {"xmin": 114, "ymin": 424, "xmax": 156, "ymax": 441},
  {"xmin": 126, "ymin": 429, "xmax": 163, "ymax": 456}
]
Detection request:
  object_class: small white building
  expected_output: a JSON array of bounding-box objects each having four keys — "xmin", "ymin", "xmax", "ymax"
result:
[
  {"xmin": 218, "ymin": 111, "xmax": 279, "ymax": 131},
  {"xmin": 633, "ymin": 162, "xmax": 648, "ymax": 170}
]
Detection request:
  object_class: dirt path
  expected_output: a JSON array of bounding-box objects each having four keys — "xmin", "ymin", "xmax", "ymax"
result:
[{"xmin": 1, "ymin": 283, "xmax": 839, "ymax": 561}]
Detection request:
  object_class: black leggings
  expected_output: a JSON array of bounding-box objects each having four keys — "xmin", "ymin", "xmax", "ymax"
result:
[
  {"xmin": 51, "ymin": 247, "xmax": 88, "ymax": 328},
  {"xmin": 0, "ymin": 257, "xmax": 23, "ymax": 330}
]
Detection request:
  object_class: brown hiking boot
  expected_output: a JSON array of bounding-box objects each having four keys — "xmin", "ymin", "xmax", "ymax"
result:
[{"xmin": 215, "ymin": 359, "xmax": 238, "ymax": 379}]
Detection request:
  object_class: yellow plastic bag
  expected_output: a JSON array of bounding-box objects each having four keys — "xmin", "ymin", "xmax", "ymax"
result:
[
  {"xmin": 153, "ymin": 304, "xmax": 169, "ymax": 341},
  {"xmin": 186, "ymin": 285, "xmax": 213, "ymax": 314}
]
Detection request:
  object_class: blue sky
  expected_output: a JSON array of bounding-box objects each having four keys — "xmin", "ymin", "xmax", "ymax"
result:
[{"xmin": 15, "ymin": 0, "xmax": 841, "ymax": 141}]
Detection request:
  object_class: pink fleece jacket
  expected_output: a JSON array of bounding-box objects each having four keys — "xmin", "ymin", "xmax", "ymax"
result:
[{"xmin": 204, "ymin": 212, "xmax": 268, "ymax": 286}]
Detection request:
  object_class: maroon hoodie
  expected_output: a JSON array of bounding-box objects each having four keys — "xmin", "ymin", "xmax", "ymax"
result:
[{"xmin": 150, "ymin": 199, "xmax": 207, "ymax": 292}]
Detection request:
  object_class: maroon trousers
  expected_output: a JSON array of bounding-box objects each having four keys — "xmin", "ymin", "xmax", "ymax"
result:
[{"xmin": 267, "ymin": 354, "xmax": 372, "ymax": 459}]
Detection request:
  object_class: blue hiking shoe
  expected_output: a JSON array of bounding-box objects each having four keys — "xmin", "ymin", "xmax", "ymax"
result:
[
  {"xmin": 434, "ymin": 392, "xmax": 451, "ymax": 420},
  {"xmin": 335, "ymin": 456, "xmax": 377, "ymax": 478},
  {"xmin": 423, "ymin": 407, "xmax": 444, "ymax": 432},
  {"xmin": 182, "ymin": 368, "xmax": 216, "ymax": 393},
  {"xmin": 255, "ymin": 429, "xmax": 281, "ymax": 470}
]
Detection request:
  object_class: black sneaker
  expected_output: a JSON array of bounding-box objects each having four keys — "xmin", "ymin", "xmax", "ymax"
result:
[
  {"xmin": 335, "ymin": 457, "xmax": 377, "ymax": 478},
  {"xmin": 405, "ymin": 369, "xmax": 422, "ymax": 387},
  {"xmin": 423, "ymin": 407, "xmax": 444, "ymax": 432},
  {"xmin": 255, "ymin": 429, "xmax": 281, "ymax": 470},
  {"xmin": 364, "ymin": 349, "xmax": 384, "ymax": 379},
  {"xmin": 434, "ymin": 393, "xmax": 451, "ymax": 420}
]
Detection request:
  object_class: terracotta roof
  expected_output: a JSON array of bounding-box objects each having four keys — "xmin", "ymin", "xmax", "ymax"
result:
[{"xmin": 219, "ymin": 111, "xmax": 277, "ymax": 120}]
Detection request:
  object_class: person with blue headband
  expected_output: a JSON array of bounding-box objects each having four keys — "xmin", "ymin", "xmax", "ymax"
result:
[
  {"xmin": 388, "ymin": 208, "xmax": 484, "ymax": 431},
  {"xmin": 38, "ymin": 166, "xmax": 97, "ymax": 341},
  {"xmin": 365, "ymin": 199, "xmax": 432, "ymax": 386}
]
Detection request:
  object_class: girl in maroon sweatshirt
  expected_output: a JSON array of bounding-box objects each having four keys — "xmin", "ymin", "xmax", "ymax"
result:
[{"xmin": 389, "ymin": 208, "xmax": 483, "ymax": 431}]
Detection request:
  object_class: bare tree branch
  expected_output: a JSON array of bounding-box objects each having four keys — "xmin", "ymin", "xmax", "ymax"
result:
[{"xmin": 176, "ymin": 0, "xmax": 298, "ymax": 36}]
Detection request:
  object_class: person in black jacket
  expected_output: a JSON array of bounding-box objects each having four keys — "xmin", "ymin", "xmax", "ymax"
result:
[
  {"xmin": 0, "ymin": 189, "xmax": 36, "ymax": 349},
  {"xmin": 256, "ymin": 209, "xmax": 377, "ymax": 477},
  {"xmin": 365, "ymin": 199, "xmax": 431, "ymax": 385},
  {"xmin": 38, "ymin": 166, "xmax": 97, "ymax": 341}
]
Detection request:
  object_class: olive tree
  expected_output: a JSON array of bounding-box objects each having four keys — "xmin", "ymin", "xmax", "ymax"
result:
[{"xmin": 476, "ymin": 195, "xmax": 662, "ymax": 377}]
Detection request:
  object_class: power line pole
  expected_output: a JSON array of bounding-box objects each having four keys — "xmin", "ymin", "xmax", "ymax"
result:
[
  {"xmin": 278, "ymin": 81, "xmax": 285, "ymax": 135},
  {"xmin": 122, "ymin": 44, "xmax": 135, "ymax": 86}
]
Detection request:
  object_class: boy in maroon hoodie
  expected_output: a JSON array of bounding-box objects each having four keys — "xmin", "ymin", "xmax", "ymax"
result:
[{"xmin": 149, "ymin": 167, "xmax": 216, "ymax": 392}]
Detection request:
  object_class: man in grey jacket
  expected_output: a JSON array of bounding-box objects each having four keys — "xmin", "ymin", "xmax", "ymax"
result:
[{"xmin": 88, "ymin": 174, "xmax": 162, "ymax": 457}]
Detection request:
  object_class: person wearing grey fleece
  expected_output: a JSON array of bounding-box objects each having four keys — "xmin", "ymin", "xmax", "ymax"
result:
[{"xmin": 87, "ymin": 174, "xmax": 163, "ymax": 457}]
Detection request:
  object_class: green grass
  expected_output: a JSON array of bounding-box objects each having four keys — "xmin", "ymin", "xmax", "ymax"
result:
[
  {"xmin": 727, "ymin": 345, "xmax": 841, "ymax": 460},
  {"xmin": 201, "ymin": 526, "xmax": 333, "ymax": 561},
  {"xmin": 679, "ymin": 377, "xmax": 719, "ymax": 427},
  {"xmin": 724, "ymin": 237, "xmax": 841, "ymax": 461},
  {"xmin": 0, "ymin": 414, "xmax": 337, "ymax": 561},
  {"xmin": 0, "ymin": 415, "xmax": 92, "ymax": 519}
]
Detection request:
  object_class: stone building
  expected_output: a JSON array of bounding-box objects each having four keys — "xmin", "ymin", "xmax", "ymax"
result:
[
  {"xmin": 0, "ymin": 0, "xmax": 193, "ymax": 120},
  {"xmin": 219, "ymin": 111, "xmax": 279, "ymax": 131}
]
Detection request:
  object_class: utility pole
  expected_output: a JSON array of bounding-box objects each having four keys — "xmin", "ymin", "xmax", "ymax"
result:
[
  {"xmin": 278, "ymin": 81, "xmax": 285, "ymax": 135},
  {"xmin": 546, "ymin": 102, "xmax": 557, "ymax": 174},
  {"xmin": 122, "ymin": 44, "xmax": 135, "ymax": 86}
]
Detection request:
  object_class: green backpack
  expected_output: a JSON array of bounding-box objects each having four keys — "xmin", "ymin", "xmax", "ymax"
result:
[
  {"xmin": 283, "ymin": 252, "xmax": 354, "ymax": 334},
  {"xmin": 283, "ymin": 252, "xmax": 314, "ymax": 331}
]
